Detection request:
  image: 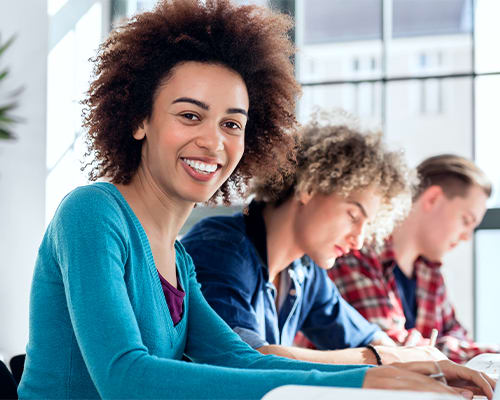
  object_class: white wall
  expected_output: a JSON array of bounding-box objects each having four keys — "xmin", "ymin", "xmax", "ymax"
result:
[
  {"xmin": 441, "ymin": 241, "xmax": 474, "ymax": 334},
  {"xmin": 0, "ymin": 1, "xmax": 48, "ymax": 361}
]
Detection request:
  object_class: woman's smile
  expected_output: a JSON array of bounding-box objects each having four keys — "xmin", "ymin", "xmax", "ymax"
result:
[{"xmin": 181, "ymin": 157, "xmax": 222, "ymax": 182}]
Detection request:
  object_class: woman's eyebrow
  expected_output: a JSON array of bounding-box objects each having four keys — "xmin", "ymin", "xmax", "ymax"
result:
[
  {"xmin": 172, "ymin": 97, "xmax": 209, "ymax": 110},
  {"xmin": 172, "ymin": 97, "xmax": 248, "ymax": 117},
  {"xmin": 227, "ymin": 108, "xmax": 248, "ymax": 118}
]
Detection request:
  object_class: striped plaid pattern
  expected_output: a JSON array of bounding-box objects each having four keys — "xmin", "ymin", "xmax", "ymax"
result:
[{"xmin": 326, "ymin": 240, "xmax": 500, "ymax": 363}]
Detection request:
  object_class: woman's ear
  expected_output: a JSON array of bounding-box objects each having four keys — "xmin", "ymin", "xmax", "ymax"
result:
[{"xmin": 133, "ymin": 121, "xmax": 147, "ymax": 140}]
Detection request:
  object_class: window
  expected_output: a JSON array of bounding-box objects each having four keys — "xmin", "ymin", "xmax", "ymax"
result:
[
  {"xmin": 292, "ymin": 0, "xmax": 500, "ymax": 339},
  {"xmin": 46, "ymin": 0, "xmax": 110, "ymax": 222}
]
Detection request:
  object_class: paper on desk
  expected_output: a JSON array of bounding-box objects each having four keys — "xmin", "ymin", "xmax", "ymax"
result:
[{"xmin": 466, "ymin": 353, "xmax": 500, "ymax": 379}]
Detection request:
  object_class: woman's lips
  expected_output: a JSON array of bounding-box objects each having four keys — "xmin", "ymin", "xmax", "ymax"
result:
[{"xmin": 180, "ymin": 158, "xmax": 220, "ymax": 182}]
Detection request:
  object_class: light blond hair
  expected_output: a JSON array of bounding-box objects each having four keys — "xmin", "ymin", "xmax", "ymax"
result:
[{"xmin": 416, "ymin": 154, "xmax": 492, "ymax": 200}]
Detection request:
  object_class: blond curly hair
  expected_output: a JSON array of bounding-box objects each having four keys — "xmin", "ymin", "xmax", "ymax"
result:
[{"xmin": 251, "ymin": 111, "xmax": 418, "ymax": 246}]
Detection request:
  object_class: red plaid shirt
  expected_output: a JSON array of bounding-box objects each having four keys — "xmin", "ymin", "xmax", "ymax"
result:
[{"xmin": 326, "ymin": 240, "xmax": 500, "ymax": 363}]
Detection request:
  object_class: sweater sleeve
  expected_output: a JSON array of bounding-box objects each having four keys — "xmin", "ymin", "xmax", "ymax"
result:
[
  {"xmin": 54, "ymin": 187, "xmax": 370, "ymax": 399},
  {"xmin": 180, "ymin": 246, "xmax": 371, "ymax": 391}
]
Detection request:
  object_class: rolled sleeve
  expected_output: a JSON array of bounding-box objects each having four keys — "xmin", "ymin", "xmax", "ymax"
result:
[{"xmin": 233, "ymin": 327, "xmax": 269, "ymax": 349}]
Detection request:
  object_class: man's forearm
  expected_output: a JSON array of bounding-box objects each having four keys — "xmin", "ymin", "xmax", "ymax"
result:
[
  {"xmin": 256, "ymin": 344, "xmax": 379, "ymax": 365},
  {"xmin": 256, "ymin": 344, "xmax": 447, "ymax": 365}
]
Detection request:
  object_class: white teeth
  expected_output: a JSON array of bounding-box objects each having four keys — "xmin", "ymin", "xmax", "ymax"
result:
[{"xmin": 184, "ymin": 158, "xmax": 218, "ymax": 173}]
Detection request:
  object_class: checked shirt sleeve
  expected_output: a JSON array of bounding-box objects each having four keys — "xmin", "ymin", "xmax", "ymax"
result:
[
  {"xmin": 329, "ymin": 249, "xmax": 412, "ymax": 345},
  {"xmin": 432, "ymin": 284, "xmax": 500, "ymax": 363}
]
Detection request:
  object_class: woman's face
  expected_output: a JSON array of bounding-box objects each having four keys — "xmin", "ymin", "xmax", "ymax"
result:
[
  {"xmin": 134, "ymin": 61, "xmax": 249, "ymax": 204},
  {"xmin": 293, "ymin": 186, "xmax": 382, "ymax": 269}
]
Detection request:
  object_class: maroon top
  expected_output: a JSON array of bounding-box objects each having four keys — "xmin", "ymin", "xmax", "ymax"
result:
[{"xmin": 157, "ymin": 271, "xmax": 185, "ymax": 326}]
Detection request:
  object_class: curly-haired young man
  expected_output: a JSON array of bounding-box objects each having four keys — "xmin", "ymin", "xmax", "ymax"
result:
[
  {"xmin": 182, "ymin": 113, "xmax": 447, "ymax": 365},
  {"xmin": 330, "ymin": 154, "xmax": 500, "ymax": 364}
]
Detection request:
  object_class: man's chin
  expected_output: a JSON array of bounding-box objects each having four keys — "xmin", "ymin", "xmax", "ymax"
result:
[
  {"xmin": 316, "ymin": 256, "xmax": 337, "ymax": 270},
  {"xmin": 421, "ymin": 250, "xmax": 444, "ymax": 263}
]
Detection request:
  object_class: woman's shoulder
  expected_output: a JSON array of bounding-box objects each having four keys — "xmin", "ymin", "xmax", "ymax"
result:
[
  {"xmin": 49, "ymin": 183, "xmax": 130, "ymax": 236},
  {"xmin": 55, "ymin": 183, "xmax": 123, "ymax": 217}
]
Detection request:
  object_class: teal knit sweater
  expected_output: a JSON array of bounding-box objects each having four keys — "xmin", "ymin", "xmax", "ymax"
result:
[{"xmin": 18, "ymin": 183, "xmax": 370, "ymax": 399}]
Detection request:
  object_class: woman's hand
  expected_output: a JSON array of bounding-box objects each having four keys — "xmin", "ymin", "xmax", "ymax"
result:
[
  {"xmin": 392, "ymin": 360, "xmax": 496, "ymax": 399},
  {"xmin": 363, "ymin": 365, "xmax": 464, "ymax": 397}
]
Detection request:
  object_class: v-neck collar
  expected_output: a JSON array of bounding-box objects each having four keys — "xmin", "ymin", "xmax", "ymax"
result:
[{"xmin": 95, "ymin": 182, "xmax": 187, "ymax": 346}]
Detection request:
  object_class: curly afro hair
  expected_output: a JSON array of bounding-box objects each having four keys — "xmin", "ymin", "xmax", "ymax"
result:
[
  {"xmin": 82, "ymin": 0, "xmax": 300, "ymax": 204},
  {"xmin": 251, "ymin": 110, "xmax": 418, "ymax": 245}
]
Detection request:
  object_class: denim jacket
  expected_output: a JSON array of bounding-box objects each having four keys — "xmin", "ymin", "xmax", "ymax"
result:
[{"xmin": 182, "ymin": 202, "xmax": 380, "ymax": 350}]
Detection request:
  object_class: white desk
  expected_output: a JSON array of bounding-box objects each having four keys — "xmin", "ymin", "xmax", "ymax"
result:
[{"xmin": 262, "ymin": 385, "xmax": 461, "ymax": 400}]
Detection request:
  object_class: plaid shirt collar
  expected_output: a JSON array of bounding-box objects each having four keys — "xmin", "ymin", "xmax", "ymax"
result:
[{"xmin": 379, "ymin": 237, "xmax": 442, "ymax": 281}]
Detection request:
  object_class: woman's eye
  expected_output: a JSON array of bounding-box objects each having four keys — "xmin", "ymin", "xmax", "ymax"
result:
[
  {"xmin": 223, "ymin": 121, "xmax": 242, "ymax": 130},
  {"xmin": 181, "ymin": 113, "xmax": 200, "ymax": 121}
]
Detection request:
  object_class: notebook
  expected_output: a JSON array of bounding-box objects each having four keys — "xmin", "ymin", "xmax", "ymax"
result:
[
  {"xmin": 466, "ymin": 353, "xmax": 500, "ymax": 400},
  {"xmin": 466, "ymin": 353, "xmax": 500, "ymax": 380}
]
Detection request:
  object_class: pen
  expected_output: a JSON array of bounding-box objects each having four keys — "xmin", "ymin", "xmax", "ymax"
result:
[{"xmin": 429, "ymin": 328, "xmax": 438, "ymax": 347}]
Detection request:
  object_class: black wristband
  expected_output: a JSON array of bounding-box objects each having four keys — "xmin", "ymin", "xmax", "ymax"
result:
[{"xmin": 366, "ymin": 344, "xmax": 382, "ymax": 365}]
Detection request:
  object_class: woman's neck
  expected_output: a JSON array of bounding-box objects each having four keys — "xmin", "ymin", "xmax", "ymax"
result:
[
  {"xmin": 116, "ymin": 168, "xmax": 194, "ymax": 248},
  {"xmin": 262, "ymin": 198, "xmax": 304, "ymax": 283}
]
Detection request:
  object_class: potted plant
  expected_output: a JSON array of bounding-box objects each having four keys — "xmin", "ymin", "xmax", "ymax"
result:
[{"xmin": 0, "ymin": 35, "xmax": 21, "ymax": 140}]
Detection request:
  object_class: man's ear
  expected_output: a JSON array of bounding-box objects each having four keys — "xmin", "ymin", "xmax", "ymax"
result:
[
  {"xmin": 420, "ymin": 185, "xmax": 444, "ymax": 212},
  {"xmin": 297, "ymin": 190, "xmax": 313, "ymax": 205},
  {"xmin": 133, "ymin": 121, "xmax": 147, "ymax": 140}
]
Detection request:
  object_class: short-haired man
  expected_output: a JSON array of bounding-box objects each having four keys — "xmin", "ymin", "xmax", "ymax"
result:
[{"xmin": 330, "ymin": 154, "xmax": 500, "ymax": 363}]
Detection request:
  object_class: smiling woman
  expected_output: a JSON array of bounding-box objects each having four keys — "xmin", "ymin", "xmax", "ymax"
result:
[
  {"xmin": 17, "ymin": 0, "xmax": 497, "ymax": 398},
  {"xmin": 17, "ymin": 0, "xmax": 383, "ymax": 398},
  {"xmin": 127, "ymin": 62, "xmax": 248, "ymax": 206},
  {"xmin": 82, "ymin": 0, "xmax": 299, "ymax": 205}
]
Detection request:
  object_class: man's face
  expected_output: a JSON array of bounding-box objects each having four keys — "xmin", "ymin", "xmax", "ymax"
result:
[
  {"xmin": 417, "ymin": 184, "xmax": 488, "ymax": 261},
  {"xmin": 293, "ymin": 186, "xmax": 381, "ymax": 270}
]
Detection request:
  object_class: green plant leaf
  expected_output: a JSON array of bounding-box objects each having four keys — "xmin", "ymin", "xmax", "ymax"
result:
[
  {"xmin": 0, "ymin": 103, "xmax": 17, "ymax": 114},
  {"xmin": 0, "ymin": 114, "xmax": 17, "ymax": 124},
  {"xmin": 0, "ymin": 34, "xmax": 20, "ymax": 140},
  {"xmin": 0, "ymin": 35, "xmax": 15, "ymax": 58},
  {"xmin": 0, "ymin": 127, "xmax": 15, "ymax": 139}
]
